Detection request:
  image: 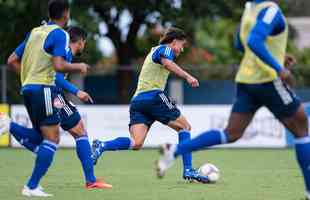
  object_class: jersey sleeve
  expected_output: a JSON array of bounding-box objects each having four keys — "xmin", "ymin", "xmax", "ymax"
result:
[
  {"xmin": 55, "ymin": 72, "xmax": 79, "ymax": 95},
  {"xmin": 14, "ymin": 33, "xmax": 30, "ymax": 59},
  {"xmin": 45, "ymin": 29, "xmax": 69, "ymax": 58},
  {"xmin": 152, "ymin": 45, "xmax": 176, "ymax": 65},
  {"xmin": 247, "ymin": 6, "xmax": 285, "ymax": 73}
]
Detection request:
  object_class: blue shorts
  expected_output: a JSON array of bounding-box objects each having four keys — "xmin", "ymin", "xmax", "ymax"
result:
[
  {"xmin": 57, "ymin": 93, "xmax": 81, "ymax": 131},
  {"xmin": 129, "ymin": 91, "xmax": 181, "ymax": 127},
  {"xmin": 22, "ymin": 85, "xmax": 61, "ymax": 130},
  {"xmin": 232, "ymin": 79, "xmax": 301, "ymax": 120}
]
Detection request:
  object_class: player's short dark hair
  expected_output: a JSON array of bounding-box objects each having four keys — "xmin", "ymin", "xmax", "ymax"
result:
[
  {"xmin": 48, "ymin": 0, "xmax": 70, "ymax": 20},
  {"xmin": 159, "ymin": 27, "xmax": 187, "ymax": 45},
  {"xmin": 67, "ymin": 26, "xmax": 87, "ymax": 43}
]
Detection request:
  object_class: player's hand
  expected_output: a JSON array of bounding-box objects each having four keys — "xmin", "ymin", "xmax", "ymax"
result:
[
  {"xmin": 186, "ymin": 76, "xmax": 199, "ymax": 88},
  {"xmin": 279, "ymin": 68, "xmax": 294, "ymax": 86},
  {"xmin": 77, "ymin": 90, "xmax": 94, "ymax": 104},
  {"xmin": 77, "ymin": 63, "xmax": 90, "ymax": 75},
  {"xmin": 284, "ymin": 54, "xmax": 297, "ymax": 70}
]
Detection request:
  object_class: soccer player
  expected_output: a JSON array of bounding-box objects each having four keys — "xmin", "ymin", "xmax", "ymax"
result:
[
  {"xmin": 156, "ymin": 1, "xmax": 310, "ymax": 199},
  {"xmin": 91, "ymin": 27, "xmax": 210, "ymax": 183},
  {"xmin": 4, "ymin": 0, "xmax": 90, "ymax": 197},
  {"xmin": 2, "ymin": 26, "xmax": 112, "ymax": 191}
]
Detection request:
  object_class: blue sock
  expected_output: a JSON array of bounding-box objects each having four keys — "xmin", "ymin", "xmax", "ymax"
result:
[
  {"xmin": 76, "ymin": 136, "xmax": 96, "ymax": 183},
  {"xmin": 178, "ymin": 130, "xmax": 192, "ymax": 172},
  {"xmin": 101, "ymin": 137, "xmax": 132, "ymax": 151},
  {"xmin": 10, "ymin": 122, "xmax": 43, "ymax": 153},
  {"xmin": 295, "ymin": 136, "xmax": 310, "ymax": 194},
  {"xmin": 175, "ymin": 129, "xmax": 229, "ymax": 157},
  {"xmin": 27, "ymin": 140, "xmax": 57, "ymax": 189}
]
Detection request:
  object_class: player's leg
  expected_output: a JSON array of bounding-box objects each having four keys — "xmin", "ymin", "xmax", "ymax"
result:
[
  {"xmin": 9, "ymin": 122, "xmax": 43, "ymax": 153},
  {"xmin": 22, "ymin": 86, "xmax": 61, "ymax": 197},
  {"xmin": 91, "ymin": 100, "xmax": 152, "ymax": 164},
  {"xmin": 263, "ymin": 79, "xmax": 310, "ymax": 199},
  {"xmin": 68, "ymin": 121, "xmax": 113, "ymax": 189},
  {"xmin": 0, "ymin": 113, "xmax": 41, "ymax": 153},
  {"xmin": 91, "ymin": 123, "xmax": 147, "ymax": 164},
  {"xmin": 156, "ymin": 83, "xmax": 259, "ymax": 178},
  {"xmin": 57, "ymin": 95, "xmax": 112, "ymax": 189},
  {"xmin": 168, "ymin": 115, "xmax": 210, "ymax": 182},
  {"xmin": 168, "ymin": 115, "xmax": 193, "ymax": 172}
]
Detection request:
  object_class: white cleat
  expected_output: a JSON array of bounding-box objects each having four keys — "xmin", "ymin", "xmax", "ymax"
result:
[
  {"xmin": 156, "ymin": 144, "xmax": 177, "ymax": 179},
  {"xmin": 306, "ymin": 191, "xmax": 310, "ymax": 200},
  {"xmin": 22, "ymin": 185, "xmax": 53, "ymax": 197},
  {"xmin": 0, "ymin": 112, "xmax": 11, "ymax": 136}
]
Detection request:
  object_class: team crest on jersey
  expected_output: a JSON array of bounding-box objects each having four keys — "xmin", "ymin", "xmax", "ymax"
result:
[{"xmin": 53, "ymin": 97, "xmax": 64, "ymax": 109}]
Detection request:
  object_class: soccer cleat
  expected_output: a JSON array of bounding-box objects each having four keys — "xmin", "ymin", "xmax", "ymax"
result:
[
  {"xmin": 86, "ymin": 179, "xmax": 112, "ymax": 189},
  {"xmin": 0, "ymin": 112, "xmax": 10, "ymax": 136},
  {"xmin": 156, "ymin": 143, "xmax": 177, "ymax": 179},
  {"xmin": 22, "ymin": 185, "xmax": 53, "ymax": 197},
  {"xmin": 183, "ymin": 168, "xmax": 210, "ymax": 183},
  {"xmin": 91, "ymin": 139, "xmax": 104, "ymax": 165},
  {"xmin": 306, "ymin": 192, "xmax": 310, "ymax": 200}
]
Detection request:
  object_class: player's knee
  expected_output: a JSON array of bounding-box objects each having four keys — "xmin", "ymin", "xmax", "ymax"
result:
[
  {"xmin": 132, "ymin": 144, "xmax": 143, "ymax": 150},
  {"xmin": 224, "ymin": 129, "xmax": 243, "ymax": 143},
  {"xmin": 45, "ymin": 135, "xmax": 60, "ymax": 144},
  {"xmin": 176, "ymin": 122, "xmax": 191, "ymax": 132},
  {"xmin": 69, "ymin": 121, "xmax": 86, "ymax": 138},
  {"xmin": 182, "ymin": 123, "xmax": 191, "ymax": 131},
  {"xmin": 132, "ymin": 139, "xmax": 143, "ymax": 150}
]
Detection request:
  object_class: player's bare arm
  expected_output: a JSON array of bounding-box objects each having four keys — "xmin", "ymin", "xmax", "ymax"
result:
[
  {"xmin": 52, "ymin": 56, "xmax": 89, "ymax": 74},
  {"xmin": 161, "ymin": 58, "xmax": 199, "ymax": 88},
  {"xmin": 7, "ymin": 52, "xmax": 21, "ymax": 73}
]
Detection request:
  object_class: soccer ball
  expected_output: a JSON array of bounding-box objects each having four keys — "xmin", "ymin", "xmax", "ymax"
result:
[{"xmin": 198, "ymin": 163, "xmax": 220, "ymax": 183}]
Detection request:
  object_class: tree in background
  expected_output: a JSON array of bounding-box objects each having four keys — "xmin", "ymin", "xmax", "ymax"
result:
[
  {"xmin": 72, "ymin": 0, "xmax": 247, "ymax": 103},
  {"xmin": 0, "ymin": 0, "xmax": 48, "ymax": 103}
]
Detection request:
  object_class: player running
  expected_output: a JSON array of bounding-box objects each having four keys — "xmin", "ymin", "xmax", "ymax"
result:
[
  {"xmin": 91, "ymin": 27, "xmax": 210, "ymax": 183},
  {"xmin": 3, "ymin": 26, "xmax": 112, "ymax": 191},
  {"xmin": 156, "ymin": 1, "xmax": 310, "ymax": 199},
  {"xmin": 4, "ymin": 0, "xmax": 101, "ymax": 197}
]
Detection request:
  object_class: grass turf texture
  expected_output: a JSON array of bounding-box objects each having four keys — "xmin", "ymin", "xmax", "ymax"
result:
[{"xmin": 0, "ymin": 148, "xmax": 305, "ymax": 200}]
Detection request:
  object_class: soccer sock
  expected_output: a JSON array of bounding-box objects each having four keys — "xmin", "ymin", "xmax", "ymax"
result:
[
  {"xmin": 27, "ymin": 140, "xmax": 57, "ymax": 189},
  {"xmin": 9, "ymin": 122, "xmax": 43, "ymax": 153},
  {"xmin": 175, "ymin": 129, "xmax": 229, "ymax": 157},
  {"xmin": 178, "ymin": 130, "xmax": 192, "ymax": 171},
  {"xmin": 101, "ymin": 137, "xmax": 133, "ymax": 151},
  {"xmin": 295, "ymin": 136, "xmax": 310, "ymax": 194},
  {"xmin": 75, "ymin": 136, "xmax": 96, "ymax": 183}
]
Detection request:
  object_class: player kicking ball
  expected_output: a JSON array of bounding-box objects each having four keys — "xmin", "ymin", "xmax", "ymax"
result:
[
  {"xmin": 156, "ymin": 1, "xmax": 310, "ymax": 199},
  {"xmin": 91, "ymin": 27, "xmax": 210, "ymax": 183}
]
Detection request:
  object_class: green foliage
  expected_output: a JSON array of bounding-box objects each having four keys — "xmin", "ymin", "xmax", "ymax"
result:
[{"xmin": 195, "ymin": 18, "xmax": 242, "ymax": 65}]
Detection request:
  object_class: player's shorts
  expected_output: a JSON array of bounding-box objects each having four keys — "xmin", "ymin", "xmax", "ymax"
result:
[
  {"xmin": 129, "ymin": 90, "xmax": 181, "ymax": 127},
  {"xmin": 22, "ymin": 85, "xmax": 61, "ymax": 130},
  {"xmin": 57, "ymin": 93, "xmax": 81, "ymax": 131},
  {"xmin": 232, "ymin": 78, "xmax": 301, "ymax": 120}
]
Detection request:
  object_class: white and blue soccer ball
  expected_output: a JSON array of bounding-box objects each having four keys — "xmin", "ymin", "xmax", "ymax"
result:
[{"xmin": 198, "ymin": 163, "xmax": 220, "ymax": 183}]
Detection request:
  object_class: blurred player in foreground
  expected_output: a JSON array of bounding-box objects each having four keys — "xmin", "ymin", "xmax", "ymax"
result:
[
  {"xmin": 92, "ymin": 27, "xmax": 210, "ymax": 183},
  {"xmin": 156, "ymin": 1, "xmax": 310, "ymax": 199}
]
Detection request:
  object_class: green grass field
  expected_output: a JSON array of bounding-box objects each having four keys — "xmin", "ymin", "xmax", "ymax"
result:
[{"xmin": 0, "ymin": 148, "xmax": 306, "ymax": 200}]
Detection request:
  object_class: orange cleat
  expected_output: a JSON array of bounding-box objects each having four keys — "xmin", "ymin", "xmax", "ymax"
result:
[{"xmin": 86, "ymin": 179, "xmax": 112, "ymax": 189}]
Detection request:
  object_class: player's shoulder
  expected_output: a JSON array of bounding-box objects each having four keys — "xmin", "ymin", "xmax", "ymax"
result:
[
  {"xmin": 257, "ymin": 2, "xmax": 283, "ymax": 24},
  {"xmin": 49, "ymin": 27, "xmax": 69, "ymax": 40},
  {"xmin": 154, "ymin": 45, "xmax": 173, "ymax": 56}
]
